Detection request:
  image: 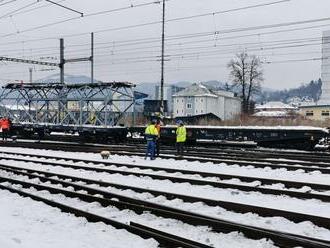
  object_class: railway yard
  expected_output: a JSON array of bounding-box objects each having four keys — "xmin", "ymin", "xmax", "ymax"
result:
[{"xmin": 1, "ymin": 140, "xmax": 330, "ymax": 247}]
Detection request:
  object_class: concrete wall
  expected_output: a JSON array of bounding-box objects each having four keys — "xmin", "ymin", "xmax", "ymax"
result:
[{"xmin": 224, "ymin": 97, "xmax": 242, "ymax": 120}]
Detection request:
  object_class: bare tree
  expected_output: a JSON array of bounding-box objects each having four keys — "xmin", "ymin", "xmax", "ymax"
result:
[{"xmin": 228, "ymin": 52, "xmax": 264, "ymax": 113}]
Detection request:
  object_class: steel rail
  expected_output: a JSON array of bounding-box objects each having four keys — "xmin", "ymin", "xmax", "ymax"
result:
[
  {"xmin": 1, "ymin": 164, "xmax": 329, "ymax": 229},
  {"xmin": 1, "ymin": 143, "xmax": 330, "ymax": 174},
  {"xmin": 0, "ymin": 183, "xmax": 210, "ymax": 248},
  {"xmin": 2, "ymin": 142, "xmax": 330, "ymax": 173},
  {"xmin": 8, "ymin": 137, "xmax": 330, "ymax": 162},
  {"xmin": 0, "ymin": 173, "xmax": 329, "ymax": 248},
  {"xmin": 0, "ymin": 152, "xmax": 330, "ymax": 192},
  {"xmin": 0, "ymin": 154, "xmax": 329, "ymax": 202}
]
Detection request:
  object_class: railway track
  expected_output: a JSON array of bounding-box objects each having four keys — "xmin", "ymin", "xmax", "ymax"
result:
[
  {"xmin": 16, "ymin": 136, "xmax": 330, "ymax": 163},
  {"xmin": 1, "ymin": 150, "xmax": 330, "ymax": 191},
  {"xmin": 0, "ymin": 166, "xmax": 329, "ymax": 248},
  {"xmin": 0, "ymin": 163, "xmax": 329, "ymax": 230},
  {"xmin": 2, "ymin": 140, "xmax": 330, "ymax": 174},
  {"xmin": 1, "ymin": 142, "xmax": 330, "ymax": 247},
  {"xmin": 5, "ymin": 138, "xmax": 330, "ymax": 163},
  {"xmin": 0, "ymin": 151, "xmax": 330, "ymax": 202}
]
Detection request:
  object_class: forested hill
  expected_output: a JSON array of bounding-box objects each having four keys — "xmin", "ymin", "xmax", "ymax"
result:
[{"xmin": 258, "ymin": 79, "xmax": 322, "ymax": 104}]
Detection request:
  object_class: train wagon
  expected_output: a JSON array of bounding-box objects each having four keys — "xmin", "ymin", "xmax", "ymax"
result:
[
  {"xmin": 8, "ymin": 123, "xmax": 329, "ymax": 150},
  {"xmin": 129, "ymin": 125, "xmax": 329, "ymax": 150}
]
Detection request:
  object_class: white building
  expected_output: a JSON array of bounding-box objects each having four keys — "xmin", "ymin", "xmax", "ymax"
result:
[
  {"xmin": 172, "ymin": 83, "xmax": 241, "ymax": 120},
  {"xmin": 319, "ymin": 30, "xmax": 330, "ymax": 104},
  {"xmin": 254, "ymin": 101, "xmax": 297, "ymax": 117}
]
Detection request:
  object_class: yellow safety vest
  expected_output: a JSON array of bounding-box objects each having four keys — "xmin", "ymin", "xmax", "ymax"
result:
[
  {"xmin": 145, "ymin": 124, "xmax": 159, "ymax": 136},
  {"xmin": 176, "ymin": 126, "xmax": 187, "ymax": 143}
]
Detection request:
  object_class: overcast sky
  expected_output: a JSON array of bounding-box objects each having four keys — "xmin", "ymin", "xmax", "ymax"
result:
[{"xmin": 0, "ymin": 0, "xmax": 330, "ymax": 90}]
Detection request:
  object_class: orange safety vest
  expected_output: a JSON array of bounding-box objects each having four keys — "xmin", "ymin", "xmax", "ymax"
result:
[{"xmin": 1, "ymin": 119, "xmax": 10, "ymax": 130}]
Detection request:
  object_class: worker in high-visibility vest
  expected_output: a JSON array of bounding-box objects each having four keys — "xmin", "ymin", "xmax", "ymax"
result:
[
  {"xmin": 145, "ymin": 120, "xmax": 159, "ymax": 160},
  {"xmin": 176, "ymin": 120, "xmax": 186, "ymax": 156},
  {"xmin": 0, "ymin": 117, "xmax": 11, "ymax": 141}
]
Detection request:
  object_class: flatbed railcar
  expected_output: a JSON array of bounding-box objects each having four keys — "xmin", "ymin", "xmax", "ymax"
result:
[
  {"xmin": 8, "ymin": 123, "xmax": 329, "ymax": 150},
  {"xmin": 10, "ymin": 123, "xmax": 128, "ymax": 143},
  {"xmin": 129, "ymin": 125, "xmax": 329, "ymax": 150}
]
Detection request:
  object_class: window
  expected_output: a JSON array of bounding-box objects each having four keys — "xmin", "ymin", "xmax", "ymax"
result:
[
  {"xmin": 306, "ymin": 111, "xmax": 314, "ymax": 116},
  {"xmin": 322, "ymin": 111, "xmax": 330, "ymax": 116},
  {"xmin": 176, "ymin": 99, "xmax": 179, "ymax": 103},
  {"xmin": 201, "ymin": 99, "xmax": 203, "ymax": 102},
  {"xmin": 187, "ymin": 103, "xmax": 192, "ymax": 109},
  {"xmin": 177, "ymin": 110, "xmax": 179, "ymax": 114}
]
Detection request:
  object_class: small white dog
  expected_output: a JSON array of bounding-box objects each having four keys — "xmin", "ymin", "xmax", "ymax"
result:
[{"xmin": 100, "ymin": 150, "xmax": 111, "ymax": 159}]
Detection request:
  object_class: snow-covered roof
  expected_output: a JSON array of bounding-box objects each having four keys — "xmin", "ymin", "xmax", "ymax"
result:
[
  {"xmin": 253, "ymin": 111, "xmax": 289, "ymax": 117},
  {"xmin": 255, "ymin": 101, "xmax": 296, "ymax": 110},
  {"xmin": 173, "ymin": 83, "xmax": 218, "ymax": 98}
]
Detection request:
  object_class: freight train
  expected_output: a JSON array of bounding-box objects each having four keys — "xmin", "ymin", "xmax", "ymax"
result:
[{"xmin": 8, "ymin": 122, "xmax": 329, "ymax": 150}]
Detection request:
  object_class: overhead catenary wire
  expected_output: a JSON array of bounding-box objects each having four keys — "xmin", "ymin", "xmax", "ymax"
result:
[
  {"xmin": 0, "ymin": 35, "xmax": 325, "ymax": 61},
  {"xmin": 0, "ymin": 0, "xmax": 292, "ymax": 39},
  {"xmin": 0, "ymin": 0, "xmax": 17, "ymax": 7},
  {"xmin": 1, "ymin": 1, "xmax": 328, "ymax": 82}
]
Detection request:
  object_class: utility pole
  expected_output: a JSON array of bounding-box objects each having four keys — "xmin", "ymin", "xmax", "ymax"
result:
[
  {"xmin": 59, "ymin": 38, "xmax": 64, "ymax": 84},
  {"xmin": 29, "ymin": 68, "xmax": 33, "ymax": 83},
  {"xmin": 160, "ymin": 0, "xmax": 165, "ymax": 118},
  {"xmin": 91, "ymin": 32, "xmax": 94, "ymax": 83}
]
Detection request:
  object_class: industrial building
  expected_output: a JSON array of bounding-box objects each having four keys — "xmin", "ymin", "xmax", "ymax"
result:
[
  {"xmin": 299, "ymin": 31, "xmax": 330, "ymax": 120},
  {"xmin": 172, "ymin": 83, "xmax": 241, "ymax": 120}
]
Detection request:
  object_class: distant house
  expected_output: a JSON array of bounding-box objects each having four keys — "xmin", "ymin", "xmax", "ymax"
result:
[
  {"xmin": 299, "ymin": 105, "xmax": 330, "ymax": 121},
  {"xmin": 172, "ymin": 83, "xmax": 241, "ymax": 120},
  {"xmin": 254, "ymin": 101, "xmax": 297, "ymax": 118}
]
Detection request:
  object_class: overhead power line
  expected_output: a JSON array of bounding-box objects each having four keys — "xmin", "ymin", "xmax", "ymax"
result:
[
  {"xmin": 44, "ymin": 0, "xmax": 84, "ymax": 17},
  {"xmin": 6, "ymin": 0, "xmax": 67, "ymax": 19},
  {"xmin": 0, "ymin": 0, "xmax": 290, "ymax": 39},
  {"xmin": 0, "ymin": 0, "xmax": 40, "ymax": 20},
  {"xmin": 0, "ymin": 0, "xmax": 17, "ymax": 7},
  {"xmin": 168, "ymin": 0, "xmax": 292, "ymax": 23},
  {"xmin": 0, "ymin": 0, "xmax": 163, "ymax": 38}
]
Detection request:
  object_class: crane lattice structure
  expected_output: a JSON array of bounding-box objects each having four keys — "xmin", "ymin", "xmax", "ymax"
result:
[{"xmin": 0, "ymin": 81, "xmax": 135, "ymax": 126}]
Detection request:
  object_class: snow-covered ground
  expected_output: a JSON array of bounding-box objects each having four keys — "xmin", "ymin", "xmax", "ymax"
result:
[
  {"xmin": 1, "ymin": 181, "xmax": 276, "ymax": 248},
  {"xmin": 1, "ymin": 169, "xmax": 330, "ymax": 241},
  {"xmin": 0, "ymin": 146, "xmax": 330, "ymax": 246},
  {"xmin": 0, "ymin": 189, "xmax": 158, "ymax": 248}
]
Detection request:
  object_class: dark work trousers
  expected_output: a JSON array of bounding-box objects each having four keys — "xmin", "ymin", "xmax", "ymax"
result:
[
  {"xmin": 145, "ymin": 140, "xmax": 156, "ymax": 160},
  {"xmin": 176, "ymin": 142, "xmax": 185, "ymax": 156},
  {"xmin": 155, "ymin": 138, "xmax": 160, "ymax": 157},
  {"xmin": 2, "ymin": 129, "xmax": 8, "ymax": 141}
]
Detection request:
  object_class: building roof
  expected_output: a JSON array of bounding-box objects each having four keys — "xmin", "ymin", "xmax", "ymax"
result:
[
  {"xmin": 255, "ymin": 101, "xmax": 296, "ymax": 110},
  {"xmin": 253, "ymin": 111, "xmax": 289, "ymax": 117},
  {"xmin": 173, "ymin": 83, "xmax": 239, "ymax": 99},
  {"xmin": 299, "ymin": 104, "xmax": 330, "ymax": 108},
  {"xmin": 173, "ymin": 83, "xmax": 218, "ymax": 98}
]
